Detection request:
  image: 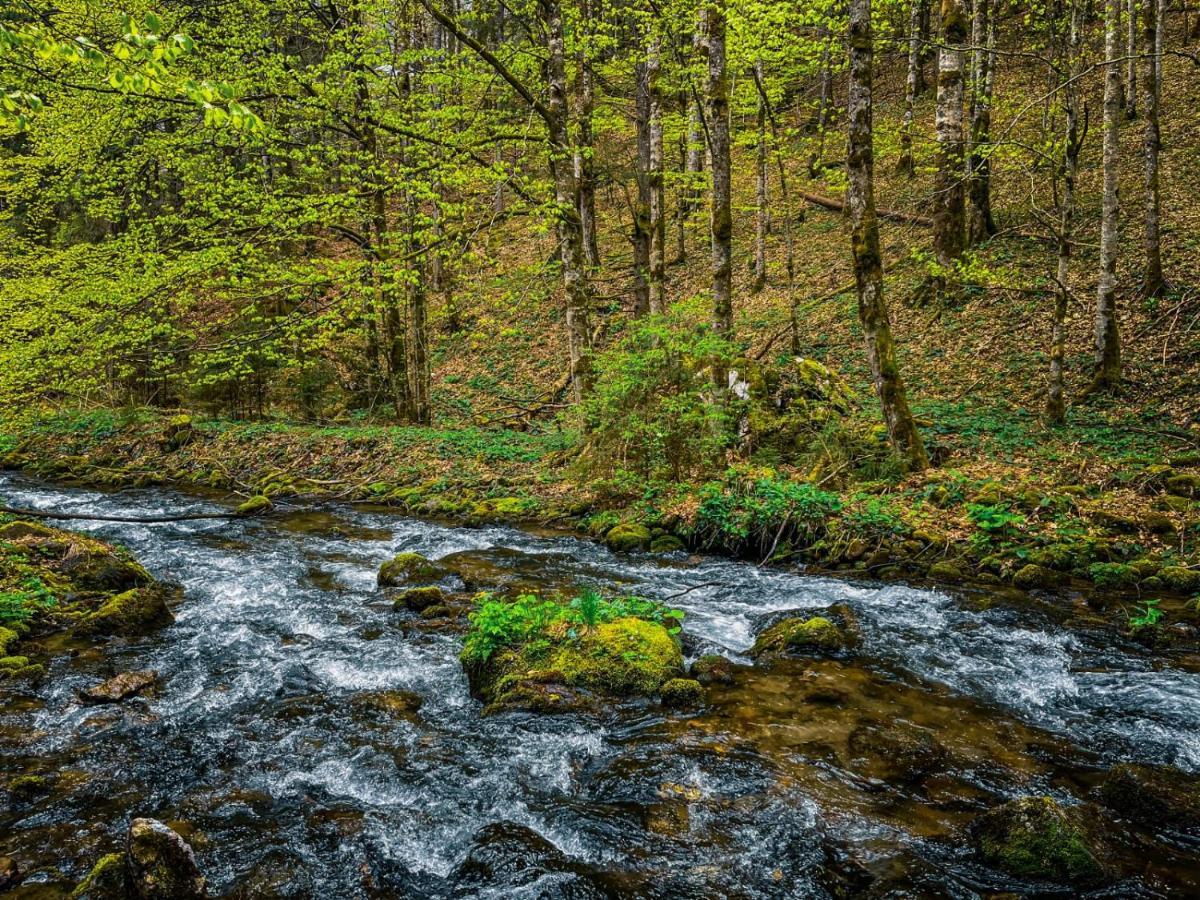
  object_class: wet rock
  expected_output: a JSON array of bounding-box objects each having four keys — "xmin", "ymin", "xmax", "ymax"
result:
[
  {"xmin": 439, "ymin": 548, "xmax": 525, "ymax": 591},
  {"xmin": 70, "ymin": 852, "xmax": 125, "ymax": 898},
  {"xmin": 847, "ymin": 722, "xmax": 947, "ymax": 783},
  {"xmin": 690, "ymin": 654, "xmax": 734, "ymax": 685},
  {"xmin": 80, "ymin": 670, "xmax": 158, "ymax": 704},
  {"xmin": 60, "ymin": 544, "xmax": 153, "ymax": 593},
  {"xmin": 392, "ymin": 586, "xmax": 446, "ymax": 612},
  {"xmin": 0, "ymin": 857, "xmax": 20, "ymax": 893},
  {"xmin": 644, "ymin": 801, "xmax": 690, "ymax": 836},
  {"xmin": 451, "ymin": 822, "xmax": 607, "ymax": 899},
  {"xmin": 7, "ymin": 773, "xmax": 53, "ymax": 801},
  {"xmin": 927, "ymin": 560, "xmax": 966, "ymax": 582},
  {"xmin": 660, "ymin": 678, "xmax": 704, "ymax": 708},
  {"xmin": 970, "ymin": 797, "xmax": 1106, "ymax": 885},
  {"xmin": 648, "ymin": 533, "xmax": 686, "ymax": 554},
  {"xmin": 77, "ymin": 586, "xmax": 176, "ymax": 637},
  {"xmin": 605, "ymin": 523, "xmax": 652, "ymax": 553},
  {"xmin": 234, "ymin": 495, "xmax": 271, "ymax": 516},
  {"xmin": 377, "ymin": 552, "xmax": 450, "ymax": 588},
  {"xmin": 1099, "ymin": 763, "xmax": 1200, "ymax": 831},
  {"xmin": 751, "ymin": 606, "xmax": 860, "ymax": 660},
  {"xmin": 1012, "ymin": 564, "xmax": 1067, "ymax": 590},
  {"xmin": 350, "ymin": 690, "xmax": 423, "ymax": 719},
  {"xmin": 126, "ymin": 817, "xmax": 207, "ymax": 899},
  {"xmin": 1158, "ymin": 566, "xmax": 1200, "ymax": 593}
]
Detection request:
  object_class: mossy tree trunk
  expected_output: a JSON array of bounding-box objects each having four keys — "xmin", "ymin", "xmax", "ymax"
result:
[
  {"xmin": 633, "ymin": 60, "xmax": 652, "ymax": 317},
  {"xmin": 847, "ymin": 0, "xmax": 929, "ymax": 472},
  {"xmin": 703, "ymin": 1, "xmax": 733, "ymax": 390},
  {"xmin": 1141, "ymin": 0, "xmax": 1165, "ymax": 297},
  {"xmin": 648, "ymin": 37, "xmax": 667, "ymax": 314},
  {"xmin": 966, "ymin": 0, "xmax": 997, "ymax": 244},
  {"xmin": 898, "ymin": 0, "xmax": 924, "ymax": 176},
  {"xmin": 753, "ymin": 60, "xmax": 769, "ymax": 294},
  {"xmin": 1093, "ymin": 0, "xmax": 1124, "ymax": 392}
]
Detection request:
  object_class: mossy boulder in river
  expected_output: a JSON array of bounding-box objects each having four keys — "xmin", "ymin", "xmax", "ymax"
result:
[
  {"xmin": 77, "ymin": 585, "xmax": 177, "ymax": 637},
  {"xmin": 79, "ymin": 669, "xmax": 158, "ymax": 704},
  {"xmin": 751, "ymin": 605, "xmax": 861, "ymax": 660},
  {"xmin": 605, "ymin": 523, "xmax": 652, "ymax": 552},
  {"xmin": 377, "ymin": 552, "xmax": 451, "ymax": 588},
  {"xmin": 126, "ymin": 817, "xmax": 207, "ymax": 899},
  {"xmin": 660, "ymin": 678, "xmax": 704, "ymax": 708},
  {"xmin": 71, "ymin": 852, "xmax": 125, "ymax": 898},
  {"xmin": 970, "ymin": 797, "xmax": 1107, "ymax": 885},
  {"xmin": 392, "ymin": 585, "xmax": 447, "ymax": 612}
]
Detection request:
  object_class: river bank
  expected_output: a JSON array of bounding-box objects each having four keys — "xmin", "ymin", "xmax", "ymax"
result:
[{"xmin": 3, "ymin": 410, "xmax": 1199, "ymax": 642}]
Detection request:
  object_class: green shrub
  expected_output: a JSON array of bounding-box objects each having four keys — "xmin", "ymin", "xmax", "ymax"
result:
[{"xmin": 0, "ymin": 576, "xmax": 58, "ymax": 626}]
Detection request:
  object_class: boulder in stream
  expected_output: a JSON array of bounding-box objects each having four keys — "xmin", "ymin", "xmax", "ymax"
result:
[
  {"xmin": 690, "ymin": 654, "xmax": 735, "ymax": 685},
  {"xmin": 451, "ymin": 822, "xmax": 608, "ymax": 899},
  {"xmin": 76, "ymin": 585, "xmax": 176, "ymax": 637},
  {"xmin": 71, "ymin": 852, "xmax": 125, "ymax": 898},
  {"xmin": 377, "ymin": 552, "xmax": 450, "ymax": 588},
  {"xmin": 751, "ymin": 604, "xmax": 861, "ymax": 660},
  {"xmin": 80, "ymin": 670, "xmax": 158, "ymax": 704},
  {"xmin": 126, "ymin": 817, "xmax": 207, "ymax": 899},
  {"xmin": 1099, "ymin": 763, "xmax": 1200, "ymax": 831},
  {"xmin": 605, "ymin": 523, "xmax": 652, "ymax": 553},
  {"xmin": 970, "ymin": 796, "xmax": 1107, "ymax": 885},
  {"xmin": 392, "ymin": 586, "xmax": 447, "ymax": 612},
  {"xmin": 847, "ymin": 721, "xmax": 947, "ymax": 783}
]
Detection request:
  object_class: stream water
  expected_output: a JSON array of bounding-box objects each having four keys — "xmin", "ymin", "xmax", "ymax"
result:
[{"xmin": 1, "ymin": 473, "xmax": 1198, "ymax": 898}]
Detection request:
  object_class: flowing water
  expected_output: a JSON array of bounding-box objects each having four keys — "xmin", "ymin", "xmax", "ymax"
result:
[{"xmin": 1, "ymin": 473, "xmax": 1198, "ymax": 898}]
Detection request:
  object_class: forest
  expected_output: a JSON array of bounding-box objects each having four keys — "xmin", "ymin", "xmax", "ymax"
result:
[{"xmin": 1, "ymin": 0, "xmax": 1200, "ymax": 897}]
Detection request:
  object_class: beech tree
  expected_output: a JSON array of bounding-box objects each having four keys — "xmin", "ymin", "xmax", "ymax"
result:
[{"xmin": 1094, "ymin": 0, "xmax": 1124, "ymax": 391}]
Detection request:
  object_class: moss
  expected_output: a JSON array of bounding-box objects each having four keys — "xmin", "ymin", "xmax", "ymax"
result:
[
  {"xmin": 77, "ymin": 585, "xmax": 175, "ymax": 636},
  {"xmin": 751, "ymin": 615, "xmax": 854, "ymax": 659},
  {"xmin": 235, "ymin": 495, "xmax": 272, "ymax": 515},
  {"xmin": 927, "ymin": 560, "xmax": 965, "ymax": 581},
  {"xmin": 0, "ymin": 656, "xmax": 31, "ymax": 670},
  {"xmin": 393, "ymin": 586, "xmax": 446, "ymax": 612},
  {"xmin": 0, "ymin": 662, "xmax": 44, "ymax": 682},
  {"xmin": 690, "ymin": 654, "xmax": 734, "ymax": 685},
  {"xmin": 7, "ymin": 773, "xmax": 52, "ymax": 800},
  {"xmin": 1088, "ymin": 562, "xmax": 1137, "ymax": 588},
  {"xmin": 605, "ymin": 523, "xmax": 652, "ymax": 552},
  {"xmin": 377, "ymin": 552, "xmax": 450, "ymax": 588},
  {"xmin": 660, "ymin": 678, "xmax": 704, "ymax": 708},
  {"xmin": 70, "ymin": 852, "xmax": 126, "ymax": 899},
  {"xmin": 0, "ymin": 627, "xmax": 18, "ymax": 656},
  {"xmin": 1165, "ymin": 473, "xmax": 1200, "ymax": 498},
  {"xmin": 62, "ymin": 547, "xmax": 152, "ymax": 593},
  {"xmin": 1159, "ymin": 566, "xmax": 1200, "ymax": 593},
  {"xmin": 648, "ymin": 533, "xmax": 686, "ymax": 554},
  {"xmin": 551, "ymin": 618, "xmax": 683, "ymax": 696},
  {"xmin": 1012, "ymin": 564, "xmax": 1067, "ymax": 590},
  {"xmin": 971, "ymin": 797, "xmax": 1105, "ymax": 884},
  {"xmin": 0, "ymin": 521, "xmax": 59, "ymax": 540}
]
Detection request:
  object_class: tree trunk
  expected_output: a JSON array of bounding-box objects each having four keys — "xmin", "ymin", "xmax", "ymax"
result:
[
  {"xmin": 931, "ymin": 0, "xmax": 968, "ymax": 297},
  {"xmin": 808, "ymin": 15, "xmax": 836, "ymax": 177},
  {"xmin": 753, "ymin": 60, "xmax": 768, "ymax": 293},
  {"xmin": 648, "ymin": 38, "xmax": 667, "ymax": 314},
  {"xmin": 574, "ymin": 0, "xmax": 601, "ymax": 269},
  {"xmin": 1048, "ymin": 0, "xmax": 1085, "ymax": 424},
  {"xmin": 898, "ymin": 0, "xmax": 923, "ymax": 175},
  {"xmin": 966, "ymin": 0, "xmax": 997, "ymax": 244},
  {"xmin": 1093, "ymin": 0, "xmax": 1123, "ymax": 391},
  {"xmin": 633, "ymin": 61, "xmax": 652, "ymax": 317},
  {"xmin": 704, "ymin": 2, "xmax": 733, "ymax": 388},
  {"xmin": 545, "ymin": 0, "xmax": 593, "ymax": 400},
  {"xmin": 1127, "ymin": 0, "xmax": 1139, "ymax": 119},
  {"xmin": 1141, "ymin": 0, "xmax": 1165, "ymax": 296},
  {"xmin": 847, "ymin": 0, "xmax": 928, "ymax": 471}
]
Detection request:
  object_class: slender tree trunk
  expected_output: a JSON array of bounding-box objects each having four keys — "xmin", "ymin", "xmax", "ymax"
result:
[
  {"xmin": 930, "ymin": 0, "xmax": 968, "ymax": 299},
  {"xmin": 1094, "ymin": 0, "xmax": 1124, "ymax": 391},
  {"xmin": 545, "ymin": 0, "xmax": 593, "ymax": 400},
  {"xmin": 753, "ymin": 61, "xmax": 768, "ymax": 293},
  {"xmin": 648, "ymin": 38, "xmax": 667, "ymax": 314},
  {"xmin": 809, "ymin": 15, "xmax": 836, "ymax": 177},
  {"xmin": 1127, "ymin": 0, "xmax": 1139, "ymax": 119},
  {"xmin": 1048, "ymin": 0, "xmax": 1085, "ymax": 424},
  {"xmin": 847, "ymin": 0, "xmax": 928, "ymax": 470},
  {"xmin": 1142, "ymin": 0, "xmax": 1165, "ymax": 296},
  {"xmin": 899, "ymin": 0, "xmax": 923, "ymax": 175},
  {"xmin": 575, "ymin": 0, "xmax": 600, "ymax": 269},
  {"xmin": 633, "ymin": 61, "xmax": 652, "ymax": 317},
  {"xmin": 704, "ymin": 2, "xmax": 733, "ymax": 388},
  {"xmin": 967, "ymin": 0, "xmax": 997, "ymax": 243}
]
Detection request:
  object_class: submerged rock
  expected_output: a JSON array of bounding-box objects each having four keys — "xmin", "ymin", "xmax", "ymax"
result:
[
  {"xmin": 392, "ymin": 586, "xmax": 446, "ymax": 612},
  {"xmin": 451, "ymin": 822, "xmax": 607, "ymax": 898},
  {"xmin": 126, "ymin": 817, "xmax": 207, "ymax": 899},
  {"xmin": 71, "ymin": 852, "xmax": 125, "ymax": 898},
  {"xmin": 605, "ymin": 523, "xmax": 652, "ymax": 553},
  {"xmin": 970, "ymin": 797, "xmax": 1107, "ymax": 885},
  {"xmin": 77, "ymin": 585, "xmax": 176, "ymax": 637},
  {"xmin": 1099, "ymin": 763, "xmax": 1200, "ymax": 831},
  {"xmin": 751, "ymin": 606, "xmax": 860, "ymax": 660},
  {"xmin": 350, "ymin": 690, "xmax": 423, "ymax": 719},
  {"xmin": 377, "ymin": 552, "xmax": 450, "ymax": 588},
  {"xmin": 690, "ymin": 654, "xmax": 734, "ymax": 685},
  {"xmin": 80, "ymin": 670, "xmax": 158, "ymax": 704},
  {"xmin": 847, "ymin": 721, "xmax": 947, "ymax": 783}
]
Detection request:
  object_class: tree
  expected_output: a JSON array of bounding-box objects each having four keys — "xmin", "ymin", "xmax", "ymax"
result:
[
  {"xmin": 930, "ymin": 0, "xmax": 968, "ymax": 298},
  {"xmin": 1093, "ymin": 0, "xmax": 1124, "ymax": 391},
  {"xmin": 702, "ymin": 1, "xmax": 733, "ymax": 390},
  {"xmin": 898, "ymin": 0, "xmax": 925, "ymax": 176},
  {"xmin": 1141, "ymin": 0, "xmax": 1165, "ymax": 297},
  {"xmin": 847, "ymin": 0, "xmax": 928, "ymax": 470},
  {"xmin": 966, "ymin": 0, "xmax": 997, "ymax": 243}
]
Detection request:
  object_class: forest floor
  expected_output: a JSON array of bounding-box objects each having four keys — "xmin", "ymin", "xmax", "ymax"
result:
[{"xmin": 3, "ymin": 35, "xmax": 1200, "ymax": 626}]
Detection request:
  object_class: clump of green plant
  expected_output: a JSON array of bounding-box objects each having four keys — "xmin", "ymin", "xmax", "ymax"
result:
[
  {"xmin": 967, "ymin": 502, "xmax": 1026, "ymax": 546},
  {"xmin": 461, "ymin": 589, "xmax": 684, "ymax": 665},
  {"xmin": 1127, "ymin": 598, "xmax": 1164, "ymax": 632},
  {"xmin": 0, "ymin": 576, "xmax": 58, "ymax": 626}
]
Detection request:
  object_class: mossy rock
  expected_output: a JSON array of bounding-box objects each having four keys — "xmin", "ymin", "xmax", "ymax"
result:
[
  {"xmin": 1012, "ymin": 564, "xmax": 1068, "ymax": 590},
  {"xmin": 660, "ymin": 678, "xmax": 704, "ymax": 708},
  {"xmin": 0, "ymin": 627, "xmax": 18, "ymax": 656},
  {"xmin": 648, "ymin": 534, "xmax": 686, "ymax": 554},
  {"xmin": 70, "ymin": 852, "xmax": 126, "ymax": 899},
  {"xmin": 0, "ymin": 661, "xmax": 45, "ymax": 682},
  {"xmin": 163, "ymin": 415, "xmax": 194, "ymax": 451},
  {"xmin": 0, "ymin": 656, "xmax": 30, "ymax": 671},
  {"xmin": 926, "ymin": 560, "xmax": 966, "ymax": 582},
  {"xmin": 690, "ymin": 654, "xmax": 734, "ymax": 685},
  {"xmin": 126, "ymin": 818, "xmax": 206, "ymax": 899},
  {"xmin": 7, "ymin": 773, "xmax": 53, "ymax": 801},
  {"xmin": 605, "ymin": 523, "xmax": 652, "ymax": 553},
  {"xmin": 971, "ymin": 797, "xmax": 1106, "ymax": 885},
  {"xmin": 377, "ymin": 552, "xmax": 450, "ymax": 588},
  {"xmin": 235, "ymin": 495, "xmax": 272, "ymax": 516},
  {"xmin": 1087, "ymin": 562, "xmax": 1138, "ymax": 588},
  {"xmin": 393, "ymin": 586, "xmax": 447, "ymax": 612},
  {"xmin": 1142, "ymin": 512, "xmax": 1176, "ymax": 535},
  {"xmin": 751, "ymin": 607, "xmax": 860, "ymax": 660},
  {"xmin": 1098, "ymin": 763, "xmax": 1200, "ymax": 830},
  {"xmin": 1165, "ymin": 473, "xmax": 1200, "ymax": 498},
  {"xmin": 1159, "ymin": 566, "xmax": 1200, "ymax": 593},
  {"xmin": 0, "ymin": 520, "xmax": 60, "ymax": 541},
  {"xmin": 77, "ymin": 585, "xmax": 176, "ymax": 637},
  {"xmin": 847, "ymin": 721, "xmax": 947, "ymax": 783},
  {"xmin": 61, "ymin": 546, "xmax": 153, "ymax": 593}
]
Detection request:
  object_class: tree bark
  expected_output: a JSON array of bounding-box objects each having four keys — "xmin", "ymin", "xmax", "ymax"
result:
[
  {"xmin": 931, "ymin": 0, "xmax": 968, "ymax": 297},
  {"xmin": 574, "ymin": 0, "xmax": 601, "ymax": 269},
  {"xmin": 808, "ymin": 13, "xmax": 836, "ymax": 177},
  {"xmin": 753, "ymin": 60, "xmax": 768, "ymax": 293},
  {"xmin": 633, "ymin": 60, "xmax": 652, "ymax": 317},
  {"xmin": 847, "ymin": 0, "xmax": 928, "ymax": 471},
  {"xmin": 704, "ymin": 2, "xmax": 733, "ymax": 388},
  {"xmin": 899, "ymin": 0, "xmax": 923, "ymax": 175},
  {"xmin": 1127, "ymin": 0, "xmax": 1139, "ymax": 119},
  {"xmin": 1141, "ymin": 0, "xmax": 1165, "ymax": 296},
  {"xmin": 1048, "ymin": 0, "xmax": 1085, "ymax": 424},
  {"xmin": 1093, "ymin": 0, "xmax": 1124, "ymax": 391},
  {"xmin": 966, "ymin": 0, "xmax": 997, "ymax": 244},
  {"xmin": 648, "ymin": 38, "xmax": 667, "ymax": 314}
]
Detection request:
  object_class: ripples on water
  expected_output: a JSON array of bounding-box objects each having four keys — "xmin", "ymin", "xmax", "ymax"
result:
[{"xmin": 1, "ymin": 473, "xmax": 1198, "ymax": 897}]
